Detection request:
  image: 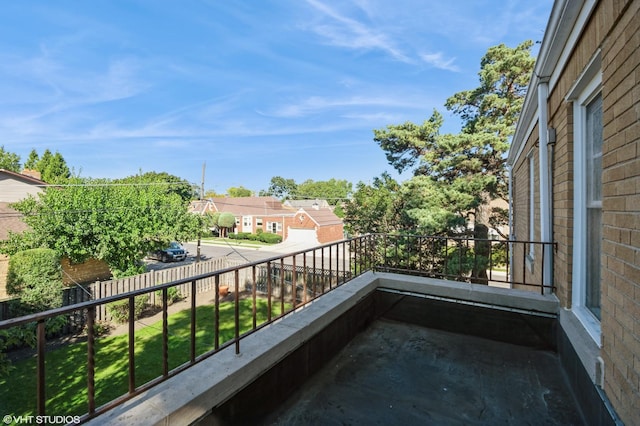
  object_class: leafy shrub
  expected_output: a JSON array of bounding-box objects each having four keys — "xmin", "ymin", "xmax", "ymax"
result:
[
  {"xmin": 83, "ymin": 320, "xmax": 112, "ymax": 337},
  {"xmin": 107, "ymin": 295, "xmax": 149, "ymax": 324},
  {"xmin": 155, "ymin": 287, "xmax": 182, "ymax": 306},
  {"xmin": 229, "ymin": 232, "xmax": 251, "ymax": 240},
  {"xmin": 7, "ymin": 248, "xmax": 63, "ymax": 313},
  {"xmin": 258, "ymin": 233, "xmax": 282, "ymax": 244}
]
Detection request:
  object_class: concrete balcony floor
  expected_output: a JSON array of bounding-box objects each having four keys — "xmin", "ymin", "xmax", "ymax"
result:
[{"xmin": 263, "ymin": 319, "xmax": 584, "ymax": 425}]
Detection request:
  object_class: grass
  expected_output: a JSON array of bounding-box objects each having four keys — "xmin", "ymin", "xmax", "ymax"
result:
[{"xmin": 0, "ymin": 298, "xmax": 289, "ymax": 420}]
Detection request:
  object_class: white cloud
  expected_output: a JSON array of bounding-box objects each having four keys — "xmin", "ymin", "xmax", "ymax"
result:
[
  {"xmin": 303, "ymin": 0, "xmax": 410, "ymax": 62},
  {"xmin": 419, "ymin": 52, "xmax": 460, "ymax": 72}
]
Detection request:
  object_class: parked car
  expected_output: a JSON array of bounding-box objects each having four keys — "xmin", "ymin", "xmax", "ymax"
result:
[{"xmin": 148, "ymin": 242, "xmax": 187, "ymax": 262}]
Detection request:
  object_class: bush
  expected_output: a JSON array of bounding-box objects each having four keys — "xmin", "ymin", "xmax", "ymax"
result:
[
  {"xmin": 155, "ymin": 287, "xmax": 182, "ymax": 306},
  {"xmin": 229, "ymin": 232, "xmax": 251, "ymax": 240},
  {"xmin": 107, "ymin": 295, "xmax": 149, "ymax": 324},
  {"xmin": 258, "ymin": 233, "xmax": 282, "ymax": 244},
  {"xmin": 7, "ymin": 248, "xmax": 63, "ymax": 313},
  {"xmin": 83, "ymin": 320, "xmax": 112, "ymax": 337}
]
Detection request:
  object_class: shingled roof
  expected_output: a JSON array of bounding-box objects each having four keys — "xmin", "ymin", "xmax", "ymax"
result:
[
  {"xmin": 301, "ymin": 207, "xmax": 343, "ymax": 226},
  {"xmin": 209, "ymin": 196, "xmax": 295, "ymax": 217},
  {"xmin": 0, "ymin": 202, "xmax": 29, "ymax": 240}
]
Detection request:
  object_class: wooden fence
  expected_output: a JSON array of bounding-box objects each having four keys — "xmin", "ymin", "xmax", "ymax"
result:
[{"xmin": 0, "ymin": 257, "xmax": 247, "ymax": 322}]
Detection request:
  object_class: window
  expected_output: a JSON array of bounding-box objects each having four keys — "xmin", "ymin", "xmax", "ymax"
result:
[
  {"xmin": 568, "ymin": 54, "xmax": 602, "ymax": 343},
  {"xmin": 256, "ymin": 217, "xmax": 263, "ymax": 226},
  {"xmin": 266, "ymin": 221, "xmax": 282, "ymax": 233},
  {"xmin": 528, "ymin": 152, "xmax": 536, "ymax": 262},
  {"xmin": 585, "ymin": 93, "xmax": 602, "ymax": 320}
]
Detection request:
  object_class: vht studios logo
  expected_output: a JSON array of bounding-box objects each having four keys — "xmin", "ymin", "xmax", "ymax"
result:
[{"xmin": 3, "ymin": 415, "xmax": 81, "ymax": 425}]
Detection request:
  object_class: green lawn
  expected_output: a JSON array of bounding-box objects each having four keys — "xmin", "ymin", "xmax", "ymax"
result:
[{"xmin": 0, "ymin": 298, "xmax": 288, "ymax": 420}]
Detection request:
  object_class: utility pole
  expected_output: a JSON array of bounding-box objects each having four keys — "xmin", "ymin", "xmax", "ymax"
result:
[{"xmin": 197, "ymin": 162, "xmax": 206, "ymax": 262}]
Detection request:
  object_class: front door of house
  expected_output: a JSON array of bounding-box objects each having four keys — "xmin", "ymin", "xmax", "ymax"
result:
[{"xmin": 242, "ymin": 216, "xmax": 252, "ymax": 233}]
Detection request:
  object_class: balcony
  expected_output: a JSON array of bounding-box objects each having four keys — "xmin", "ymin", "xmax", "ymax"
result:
[{"xmin": 0, "ymin": 235, "xmax": 606, "ymax": 424}]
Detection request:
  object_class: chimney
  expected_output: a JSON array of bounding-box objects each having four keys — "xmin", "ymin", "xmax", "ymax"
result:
[{"xmin": 21, "ymin": 169, "xmax": 42, "ymax": 180}]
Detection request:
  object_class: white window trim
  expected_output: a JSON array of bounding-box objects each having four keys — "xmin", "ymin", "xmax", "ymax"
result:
[
  {"xmin": 528, "ymin": 151, "xmax": 536, "ymax": 263},
  {"xmin": 568, "ymin": 57, "xmax": 602, "ymax": 345}
]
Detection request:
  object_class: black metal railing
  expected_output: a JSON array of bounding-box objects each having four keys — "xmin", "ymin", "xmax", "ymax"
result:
[{"xmin": 0, "ymin": 235, "xmax": 555, "ymax": 422}]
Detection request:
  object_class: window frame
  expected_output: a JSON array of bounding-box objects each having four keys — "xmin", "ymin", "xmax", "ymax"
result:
[{"xmin": 568, "ymin": 60, "xmax": 602, "ymax": 345}]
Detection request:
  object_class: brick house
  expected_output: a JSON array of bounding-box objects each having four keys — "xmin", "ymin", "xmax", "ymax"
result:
[
  {"xmin": 289, "ymin": 206, "xmax": 344, "ymax": 245},
  {"xmin": 190, "ymin": 197, "xmax": 344, "ymax": 244},
  {"xmin": 507, "ymin": 1, "xmax": 639, "ymax": 423}
]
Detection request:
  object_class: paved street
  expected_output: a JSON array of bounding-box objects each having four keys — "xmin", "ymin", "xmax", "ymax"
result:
[{"xmin": 145, "ymin": 240, "xmax": 332, "ymax": 271}]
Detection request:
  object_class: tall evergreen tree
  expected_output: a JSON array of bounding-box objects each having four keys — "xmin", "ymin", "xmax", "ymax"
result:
[
  {"xmin": 0, "ymin": 146, "xmax": 21, "ymax": 172},
  {"xmin": 374, "ymin": 41, "xmax": 535, "ymax": 235}
]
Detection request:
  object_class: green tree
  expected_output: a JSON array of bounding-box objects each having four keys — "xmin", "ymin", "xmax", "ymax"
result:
[
  {"xmin": 0, "ymin": 146, "xmax": 21, "ymax": 172},
  {"xmin": 217, "ymin": 212, "xmax": 236, "ymax": 238},
  {"xmin": 343, "ymin": 173, "xmax": 400, "ymax": 235},
  {"xmin": 6, "ymin": 248, "xmax": 64, "ymax": 314},
  {"xmin": 227, "ymin": 186, "xmax": 253, "ymax": 197},
  {"xmin": 23, "ymin": 149, "xmax": 39, "ymax": 170},
  {"xmin": 204, "ymin": 189, "xmax": 223, "ymax": 199},
  {"xmin": 117, "ymin": 171, "xmax": 195, "ymax": 202},
  {"xmin": 260, "ymin": 176, "xmax": 298, "ymax": 200},
  {"xmin": 374, "ymin": 41, "xmax": 534, "ymax": 235},
  {"xmin": 296, "ymin": 179, "xmax": 352, "ymax": 205},
  {"xmin": 34, "ymin": 149, "xmax": 71, "ymax": 183},
  {"xmin": 6, "ymin": 177, "xmax": 200, "ymax": 277}
]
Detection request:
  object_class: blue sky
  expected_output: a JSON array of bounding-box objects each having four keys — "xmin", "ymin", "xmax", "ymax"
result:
[{"xmin": 0, "ymin": 0, "xmax": 552, "ymax": 194}]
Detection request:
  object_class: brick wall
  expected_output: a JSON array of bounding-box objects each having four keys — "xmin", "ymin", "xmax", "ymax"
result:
[
  {"xmin": 511, "ymin": 139, "xmax": 543, "ymax": 291},
  {"xmin": 599, "ymin": 0, "xmax": 640, "ymax": 422},
  {"xmin": 316, "ymin": 224, "xmax": 344, "ymax": 244},
  {"xmin": 61, "ymin": 257, "xmax": 112, "ymax": 286},
  {"xmin": 512, "ymin": 1, "xmax": 639, "ymax": 422},
  {"xmin": 0, "ymin": 255, "xmax": 9, "ymax": 300}
]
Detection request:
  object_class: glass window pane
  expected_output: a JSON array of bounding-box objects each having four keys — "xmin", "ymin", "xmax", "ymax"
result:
[
  {"xmin": 587, "ymin": 94, "xmax": 603, "ymax": 203},
  {"xmin": 585, "ymin": 92, "xmax": 603, "ymax": 321},
  {"xmin": 586, "ymin": 207, "xmax": 601, "ymax": 319}
]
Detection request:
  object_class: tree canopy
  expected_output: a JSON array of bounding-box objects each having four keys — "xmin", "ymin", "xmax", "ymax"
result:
[
  {"xmin": 260, "ymin": 176, "xmax": 352, "ymax": 205},
  {"xmin": 0, "ymin": 147, "xmax": 71, "ymax": 183},
  {"xmin": 259, "ymin": 176, "xmax": 298, "ymax": 200},
  {"xmin": 4, "ymin": 176, "xmax": 200, "ymax": 277},
  {"xmin": 227, "ymin": 186, "xmax": 253, "ymax": 197},
  {"xmin": 116, "ymin": 171, "xmax": 195, "ymax": 202},
  {"xmin": 0, "ymin": 146, "xmax": 21, "ymax": 172},
  {"xmin": 371, "ymin": 41, "xmax": 534, "ymax": 236}
]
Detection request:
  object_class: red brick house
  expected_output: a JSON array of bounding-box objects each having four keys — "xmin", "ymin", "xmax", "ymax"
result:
[
  {"xmin": 507, "ymin": 0, "xmax": 639, "ymax": 423},
  {"xmin": 289, "ymin": 207, "xmax": 344, "ymax": 245},
  {"xmin": 190, "ymin": 197, "xmax": 344, "ymax": 244}
]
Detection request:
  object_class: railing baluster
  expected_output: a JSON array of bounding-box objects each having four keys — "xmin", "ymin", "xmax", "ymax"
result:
[
  {"xmin": 292, "ymin": 256, "xmax": 297, "ymax": 308},
  {"xmin": 312, "ymin": 251, "xmax": 317, "ymax": 299},
  {"xmin": 303, "ymin": 253, "xmax": 308, "ymax": 304},
  {"xmin": 335, "ymin": 243, "xmax": 340, "ymax": 286},
  {"xmin": 321, "ymin": 247, "xmax": 325, "ymax": 294},
  {"xmin": 252, "ymin": 266, "xmax": 257, "ymax": 329},
  {"xmin": 280, "ymin": 258, "xmax": 285, "ymax": 314},
  {"xmin": 215, "ymin": 274, "xmax": 220, "ymax": 350},
  {"xmin": 87, "ymin": 307, "xmax": 96, "ymax": 414},
  {"xmin": 162, "ymin": 288, "xmax": 169, "ymax": 376},
  {"xmin": 128, "ymin": 296, "xmax": 135, "ymax": 394},
  {"xmin": 267, "ymin": 262, "xmax": 272, "ymax": 322},
  {"xmin": 234, "ymin": 270, "xmax": 240, "ymax": 355},
  {"xmin": 36, "ymin": 320, "xmax": 46, "ymax": 416},
  {"xmin": 190, "ymin": 280, "xmax": 196, "ymax": 363}
]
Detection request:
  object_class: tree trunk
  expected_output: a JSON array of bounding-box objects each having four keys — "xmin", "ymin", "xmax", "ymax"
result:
[{"xmin": 471, "ymin": 223, "xmax": 489, "ymax": 284}]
